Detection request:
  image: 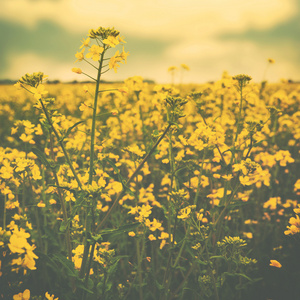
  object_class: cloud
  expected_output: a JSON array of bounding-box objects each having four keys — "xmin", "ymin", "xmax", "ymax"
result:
[
  {"xmin": 3, "ymin": 52, "xmax": 80, "ymax": 81},
  {"xmin": 0, "ymin": 0, "xmax": 297, "ymax": 39},
  {"xmin": 1, "ymin": 0, "xmax": 299, "ymax": 82}
]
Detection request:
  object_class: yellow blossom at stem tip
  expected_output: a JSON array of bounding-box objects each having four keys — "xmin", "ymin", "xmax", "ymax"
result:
[{"xmin": 72, "ymin": 67, "xmax": 82, "ymax": 74}]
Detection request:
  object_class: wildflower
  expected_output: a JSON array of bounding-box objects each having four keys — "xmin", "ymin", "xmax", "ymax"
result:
[
  {"xmin": 137, "ymin": 204, "xmax": 152, "ymax": 222},
  {"xmin": 284, "ymin": 215, "xmax": 300, "ymax": 235},
  {"xmin": 243, "ymin": 232, "xmax": 253, "ymax": 239},
  {"xmin": 75, "ymin": 49, "xmax": 84, "ymax": 63},
  {"xmin": 65, "ymin": 191, "xmax": 76, "ymax": 202},
  {"xmin": 13, "ymin": 289, "xmax": 30, "ymax": 300},
  {"xmin": 120, "ymin": 46, "xmax": 129, "ymax": 63},
  {"xmin": 168, "ymin": 66, "xmax": 178, "ymax": 73},
  {"xmin": 45, "ymin": 292, "xmax": 59, "ymax": 300},
  {"xmin": 109, "ymin": 50, "xmax": 123, "ymax": 73},
  {"xmin": 128, "ymin": 206, "xmax": 139, "ymax": 215},
  {"xmin": 128, "ymin": 231, "xmax": 135, "ymax": 237},
  {"xmin": 72, "ymin": 67, "xmax": 82, "ymax": 74},
  {"xmin": 148, "ymin": 218, "xmax": 162, "ymax": 231},
  {"xmin": 181, "ymin": 63, "xmax": 190, "ymax": 71},
  {"xmin": 177, "ymin": 206, "xmax": 192, "ymax": 220},
  {"xmin": 37, "ymin": 201, "xmax": 46, "ymax": 208},
  {"xmin": 232, "ymin": 74, "xmax": 252, "ymax": 88},
  {"xmin": 30, "ymin": 84, "xmax": 48, "ymax": 100},
  {"xmin": 117, "ymin": 35, "xmax": 126, "ymax": 43},
  {"xmin": 270, "ymin": 260, "xmax": 282, "ymax": 268},
  {"xmin": 148, "ymin": 234, "xmax": 157, "ymax": 241},
  {"xmin": 86, "ymin": 45, "xmax": 104, "ymax": 61},
  {"xmin": 103, "ymin": 35, "xmax": 119, "ymax": 47},
  {"xmin": 80, "ymin": 37, "xmax": 90, "ymax": 49},
  {"xmin": 14, "ymin": 81, "xmax": 23, "ymax": 89}
]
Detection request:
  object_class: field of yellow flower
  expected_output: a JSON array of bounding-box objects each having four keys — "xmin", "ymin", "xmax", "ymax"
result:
[{"xmin": 1, "ymin": 26, "xmax": 300, "ymax": 300}]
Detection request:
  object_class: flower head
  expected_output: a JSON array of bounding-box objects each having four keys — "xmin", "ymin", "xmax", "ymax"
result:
[
  {"xmin": 103, "ymin": 35, "xmax": 119, "ymax": 48},
  {"xmin": 270, "ymin": 260, "xmax": 282, "ymax": 268},
  {"xmin": 75, "ymin": 48, "xmax": 85, "ymax": 62},
  {"xmin": 80, "ymin": 37, "xmax": 90, "ymax": 49},
  {"xmin": 30, "ymin": 84, "xmax": 48, "ymax": 100},
  {"xmin": 72, "ymin": 67, "xmax": 82, "ymax": 74},
  {"xmin": 86, "ymin": 45, "xmax": 104, "ymax": 61}
]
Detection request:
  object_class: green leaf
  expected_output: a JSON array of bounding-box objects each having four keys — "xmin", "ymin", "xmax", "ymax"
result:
[
  {"xmin": 223, "ymin": 272, "xmax": 253, "ymax": 282},
  {"xmin": 253, "ymin": 139, "xmax": 266, "ymax": 147},
  {"xmin": 60, "ymin": 120, "xmax": 86, "ymax": 142},
  {"xmin": 210, "ymin": 255, "xmax": 226, "ymax": 260},
  {"xmin": 59, "ymin": 219, "xmax": 71, "ymax": 233},
  {"xmin": 31, "ymin": 147, "xmax": 54, "ymax": 169},
  {"xmin": 100, "ymin": 222, "xmax": 140, "ymax": 239}
]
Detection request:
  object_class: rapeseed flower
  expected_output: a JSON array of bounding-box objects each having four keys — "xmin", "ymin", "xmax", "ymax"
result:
[
  {"xmin": 86, "ymin": 45, "xmax": 104, "ymax": 61},
  {"xmin": 103, "ymin": 35, "xmax": 119, "ymax": 47},
  {"xmin": 80, "ymin": 37, "xmax": 90, "ymax": 49},
  {"xmin": 72, "ymin": 67, "xmax": 82, "ymax": 74},
  {"xmin": 45, "ymin": 292, "xmax": 59, "ymax": 300},
  {"xmin": 75, "ymin": 48, "xmax": 85, "ymax": 62},
  {"xmin": 13, "ymin": 289, "xmax": 30, "ymax": 300},
  {"xmin": 270, "ymin": 260, "xmax": 282, "ymax": 268},
  {"xmin": 30, "ymin": 84, "xmax": 48, "ymax": 100}
]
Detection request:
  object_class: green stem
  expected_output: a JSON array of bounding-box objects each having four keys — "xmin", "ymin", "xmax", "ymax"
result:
[
  {"xmin": 88, "ymin": 50, "xmax": 105, "ymax": 186},
  {"xmin": 194, "ymin": 149, "xmax": 207, "ymax": 206},
  {"xmin": 80, "ymin": 49, "xmax": 105, "ymax": 284},
  {"xmin": 49, "ymin": 132, "xmax": 73, "ymax": 261},
  {"xmin": 136, "ymin": 235, "xmax": 144, "ymax": 300},
  {"xmin": 3, "ymin": 194, "xmax": 7, "ymax": 229}
]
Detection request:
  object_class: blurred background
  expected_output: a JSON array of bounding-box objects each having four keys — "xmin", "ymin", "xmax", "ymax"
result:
[{"xmin": 0, "ymin": 0, "xmax": 300, "ymax": 84}]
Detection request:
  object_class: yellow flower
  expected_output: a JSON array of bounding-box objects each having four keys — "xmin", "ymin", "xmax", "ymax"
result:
[
  {"xmin": 284, "ymin": 225, "xmax": 300, "ymax": 235},
  {"xmin": 138, "ymin": 204, "xmax": 152, "ymax": 221},
  {"xmin": 30, "ymin": 84, "xmax": 48, "ymax": 100},
  {"xmin": 75, "ymin": 48, "xmax": 85, "ymax": 62},
  {"xmin": 177, "ymin": 207, "xmax": 191, "ymax": 220},
  {"xmin": 148, "ymin": 218, "xmax": 162, "ymax": 231},
  {"xmin": 37, "ymin": 201, "xmax": 46, "ymax": 208},
  {"xmin": 120, "ymin": 46, "xmax": 129, "ymax": 63},
  {"xmin": 263, "ymin": 197, "xmax": 281, "ymax": 210},
  {"xmin": 158, "ymin": 232, "xmax": 169, "ymax": 240},
  {"xmin": 80, "ymin": 37, "xmax": 90, "ymax": 49},
  {"xmin": 128, "ymin": 231, "xmax": 136, "ymax": 237},
  {"xmin": 269, "ymin": 260, "xmax": 282, "ymax": 268},
  {"xmin": 13, "ymin": 289, "xmax": 30, "ymax": 300},
  {"xmin": 168, "ymin": 66, "xmax": 178, "ymax": 73},
  {"xmin": 8, "ymin": 229, "xmax": 29, "ymax": 254},
  {"xmin": 103, "ymin": 35, "xmax": 119, "ymax": 48},
  {"xmin": 14, "ymin": 81, "xmax": 23, "ymax": 89},
  {"xmin": 243, "ymin": 232, "xmax": 253, "ymax": 239},
  {"xmin": 65, "ymin": 191, "xmax": 76, "ymax": 202},
  {"xmin": 72, "ymin": 67, "xmax": 82, "ymax": 74},
  {"xmin": 181, "ymin": 63, "xmax": 190, "ymax": 71},
  {"xmin": 128, "ymin": 206, "xmax": 139, "ymax": 215},
  {"xmin": 45, "ymin": 291, "xmax": 59, "ymax": 300},
  {"xmin": 148, "ymin": 234, "xmax": 157, "ymax": 241},
  {"xmin": 86, "ymin": 45, "xmax": 104, "ymax": 61},
  {"xmin": 109, "ymin": 51, "xmax": 122, "ymax": 73}
]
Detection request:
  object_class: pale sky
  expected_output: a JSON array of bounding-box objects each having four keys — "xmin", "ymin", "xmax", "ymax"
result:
[{"xmin": 1, "ymin": 0, "xmax": 300, "ymax": 83}]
